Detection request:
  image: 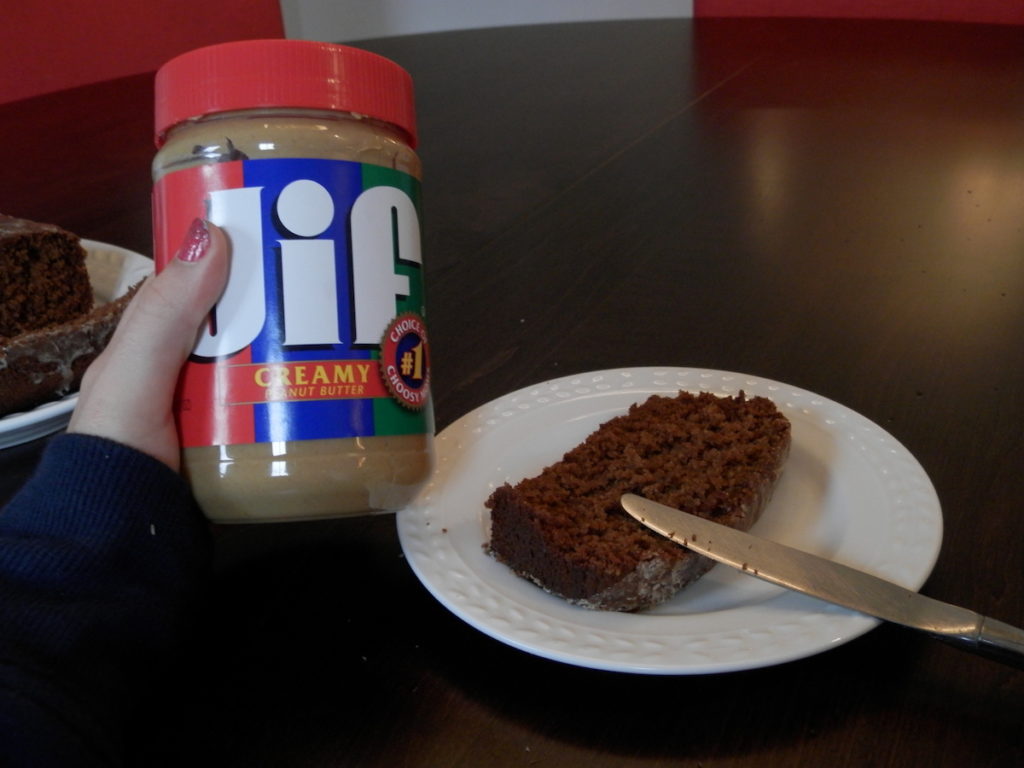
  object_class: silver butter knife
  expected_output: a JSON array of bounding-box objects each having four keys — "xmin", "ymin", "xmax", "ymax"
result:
[{"xmin": 620, "ymin": 493, "xmax": 1024, "ymax": 668}]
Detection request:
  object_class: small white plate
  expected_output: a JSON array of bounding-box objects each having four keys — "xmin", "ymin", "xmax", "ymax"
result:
[
  {"xmin": 0, "ymin": 240, "xmax": 152, "ymax": 449},
  {"xmin": 396, "ymin": 367, "xmax": 943, "ymax": 674}
]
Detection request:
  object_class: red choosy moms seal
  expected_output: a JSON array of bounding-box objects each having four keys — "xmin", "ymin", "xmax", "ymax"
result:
[{"xmin": 380, "ymin": 312, "xmax": 430, "ymax": 410}]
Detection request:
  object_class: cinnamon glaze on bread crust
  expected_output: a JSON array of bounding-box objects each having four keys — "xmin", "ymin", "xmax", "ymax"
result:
[
  {"xmin": 486, "ymin": 391, "xmax": 791, "ymax": 612},
  {"xmin": 0, "ymin": 289, "xmax": 135, "ymax": 416}
]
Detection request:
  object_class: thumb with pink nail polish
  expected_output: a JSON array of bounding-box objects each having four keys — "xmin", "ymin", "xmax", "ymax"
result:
[{"xmin": 69, "ymin": 220, "xmax": 230, "ymax": 470}]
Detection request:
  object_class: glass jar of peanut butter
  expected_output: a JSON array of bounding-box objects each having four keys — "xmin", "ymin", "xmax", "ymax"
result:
[{"xmin": 152, "ymin": 40, "xmax": 433, "ymax": 523}]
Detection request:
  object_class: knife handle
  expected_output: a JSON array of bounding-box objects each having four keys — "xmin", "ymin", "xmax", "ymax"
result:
[{"xmin": 939, "ymin": 616, "xmax": 1024, "ymax": 669}]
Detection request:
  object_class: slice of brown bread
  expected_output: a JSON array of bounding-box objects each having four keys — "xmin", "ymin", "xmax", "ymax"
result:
[
  {"xmin": 486, "ymin": 391, "xmax": 791, "ymax": 611},
  {"xmin": 0, "ymin": 214, "xmax": 93, "ymax": 340}
]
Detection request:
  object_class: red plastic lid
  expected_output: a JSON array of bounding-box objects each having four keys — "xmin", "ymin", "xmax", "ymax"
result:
[{"xmin": 154, "ymin": 39, "xmax": 417, "ymax": 148}]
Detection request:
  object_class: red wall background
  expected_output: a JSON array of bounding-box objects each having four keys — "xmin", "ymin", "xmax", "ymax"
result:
[
  {"xmin": 1, "ymin": 1, "xmax": 283, "ymax": 104},
  {"xmin": 694, "ymin": 0, "xmax": 1024, "ymax": 25},
  {"xmin": 4, "ymin": 2, "xmax": 1020, "ymax": 104}
]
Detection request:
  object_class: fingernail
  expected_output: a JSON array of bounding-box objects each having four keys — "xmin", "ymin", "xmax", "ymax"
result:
[{"xmin": 175, "ymin": 218, "xmax": 211, "ymax": 263}]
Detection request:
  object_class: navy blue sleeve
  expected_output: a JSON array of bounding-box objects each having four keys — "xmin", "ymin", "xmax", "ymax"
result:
[{"xmin": 0, "ymin": 434, "xmax": 213, "ymax": 767}]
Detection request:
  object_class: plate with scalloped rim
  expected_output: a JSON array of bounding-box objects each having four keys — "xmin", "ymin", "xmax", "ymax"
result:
[
  {"xmin": 0, "ymin": 240, "xmax": 152, "ymax": 449},
  {"xmin": 396, "ymin": 367, "xmax": 943, "ymax": 674}
]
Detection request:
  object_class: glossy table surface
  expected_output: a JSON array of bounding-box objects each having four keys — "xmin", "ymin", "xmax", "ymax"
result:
[{"xmin": 1, "ymin": 18, "xmax": 1022, "ymax": 767}]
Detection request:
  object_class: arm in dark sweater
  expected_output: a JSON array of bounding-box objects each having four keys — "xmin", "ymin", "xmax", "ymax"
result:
[{"xmin": 0, "ymin": 434, "xmax": 212, "ymax": 767}]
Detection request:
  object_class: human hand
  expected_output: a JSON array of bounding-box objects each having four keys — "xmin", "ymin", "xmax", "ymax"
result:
[{"xmin": 68, "ymin": 219, "xmax": 229, "ymax": 470}]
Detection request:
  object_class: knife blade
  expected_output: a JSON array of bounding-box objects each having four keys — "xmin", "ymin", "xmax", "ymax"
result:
[{"xmin": 620, "ymin": 493, "xmax": 1024, "ymax": 668}]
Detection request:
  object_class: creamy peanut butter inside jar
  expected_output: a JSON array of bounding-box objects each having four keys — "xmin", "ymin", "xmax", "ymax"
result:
[{"xmin": 152, "ymin": 40, "xmax": 434, "ymax": 522}]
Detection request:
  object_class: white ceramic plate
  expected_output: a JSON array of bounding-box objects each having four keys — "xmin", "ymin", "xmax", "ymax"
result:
[
  {"xmin": 396, "ymin": 367, "xmax": 943, "ymax": 674},
  {"xmin": 0, "ymin": 240, "xmax": 152, "ymax": 449}
]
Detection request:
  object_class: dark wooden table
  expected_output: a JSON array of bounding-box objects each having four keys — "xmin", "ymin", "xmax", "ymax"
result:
[{"xmin": 2, "ymin": 17, "xmax": 1022, "ymax": 767}]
